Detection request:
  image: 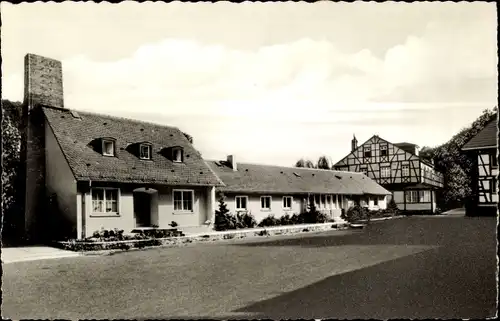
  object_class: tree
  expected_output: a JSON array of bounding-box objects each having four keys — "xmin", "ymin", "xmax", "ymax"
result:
[
  {"xmin": 316, "ymin": 155, "xmax": 331, "ymax": 169},
  {"xmin": 422, "ymin": 107, "xmax": 497, "ymax": 210},
  {"xmin": 1, "ymin": 99, "xmax": 24, "ymax": 243},
  {"xmin": 295, "ymin": 158, "xmax": 315, "ymax": 168},
  {"xmin": 214, "ymin": 192, "xmax": 235, "ymax": 231}
]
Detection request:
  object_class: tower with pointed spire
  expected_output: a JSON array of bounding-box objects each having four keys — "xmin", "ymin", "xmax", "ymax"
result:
[{"xmin": 351, "ymin": 134, "xmax": 358, "ymax": 152}]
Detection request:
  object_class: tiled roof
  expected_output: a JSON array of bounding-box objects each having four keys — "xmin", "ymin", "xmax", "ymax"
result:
[
  {"xmin": 43, "ymin": 106, "xmax": 224, "ymax": 186},
  {"xmin": 462, "ymin": 116, "xmax": 498, "ymax": 150},
  {"xmin": 206, "ymin": 161, "xmax": 391, "ymax": 196}
]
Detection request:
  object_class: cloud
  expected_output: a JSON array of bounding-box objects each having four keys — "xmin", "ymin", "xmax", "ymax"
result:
[
  {"xmin": 1, "ymin": 13, "xmax": 496, "ymax": 166},
  {"xmin": 377, "ymin": 19, "xmax": 498, "ymax": 102}
]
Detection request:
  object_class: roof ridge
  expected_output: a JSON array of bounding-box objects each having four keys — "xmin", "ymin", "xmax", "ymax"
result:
[
  {"xmin": 207, "ymin": 159, "xmax": 363, "ymax": 175},
  {"xmin": 42, "ymin": 105, "xmax": 181, "ymax": 132}
]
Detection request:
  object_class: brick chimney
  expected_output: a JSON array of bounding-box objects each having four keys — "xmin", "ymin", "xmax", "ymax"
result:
[
  {"xmin": 24, "ymin": 53, "xmax": 64, "ymax": 110},
  {"xmin": 227, "ymin": 155, "xmax": 237, "ymax": 171},
  {"xmin": 21, "ymin": 53, "xmax": 65, "ymax": 243}
]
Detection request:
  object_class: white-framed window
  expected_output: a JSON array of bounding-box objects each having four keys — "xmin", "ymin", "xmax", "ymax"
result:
[
  {"xmin": 172, "ymin": 147, "xmax": 184, "ymax": 163},
  {"xmin": 374, "ymin": 197, "xmax": 379, "ymax": 206},
  {"xmin": 402, "ymin": 165, "xmax": 410, "ymax": 177},
  {"xmin": 235, "ymin": 196, "xmax": 248, "ymax": 211},
  {"xmin": 283, "ymin": 196, "xmax": 293, "ymax": 210},
  {"xmin": 381, "ymin": 166, "xmax": 391, "ymax": 178},
  {"xmin": 260, "ymin": 196, "xmax": 271, "ymax": 210},
  {"xmin": 380, "ymin": 144, "xmax": 388, "ymax": 156},
  {"xmin": 173, "ymin": 189, "xmax": 194, "ymax": 212},
  {"xmin": 102, "ymin": 139, "xmax": 115, "ymax": 156},
  {"xmin": 421, "ymin": 190, "xmax": 431, "ymax": 202},
  {"xmin": 139, "ymin": 144, "xmax": 152, "ymax": 160},
  {"xmin": 92, "ymin": 188, "xmax": 119, "ymax": 214},
  {"xmin": 405, "ymin": 190, "xmax": 422, "ymax": 203}
]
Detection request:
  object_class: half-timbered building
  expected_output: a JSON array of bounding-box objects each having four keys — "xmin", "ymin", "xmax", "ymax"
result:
[
  {"xmin": 333, "ymin": 135, "xmax": 444, "ymax": 214},
  {"xmin": 461, "ymin": 115, "xmax": 498, "ymax": 216}
]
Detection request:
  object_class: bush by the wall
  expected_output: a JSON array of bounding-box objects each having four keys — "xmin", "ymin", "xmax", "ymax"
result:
[
  {"xmin": 235, "ymin": 212, "xmax": 257, "ymax": 229},
  {"xmin": 343, "ymin": 205, "xmax": 369, "ymax": 223},
  {"xmin": 387, "ymin": 198, "xmax": 399, "ymax": 215},
  {"xmin": 258, "ymin": 214, "xmax": 280, "ymax": 227},
  {"xmin": 131, "ymin": 229, "xmax": 184, "ymax": 238},
  {"xmin": 302, "ymin": 201, "xmax": 328, "ymax": 223}
]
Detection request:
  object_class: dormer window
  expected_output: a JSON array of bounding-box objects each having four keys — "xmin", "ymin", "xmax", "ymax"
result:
[
  {"xmin": 102, "ymin": 139, "xmax": 115, "ymax": 157},
  {"xmin": 172, "ymin": 147, "xmax": 184, "ymax": 163},
  {"xmin": 139, "ymin": 144, "xmax": 152, "ymax": 160}
]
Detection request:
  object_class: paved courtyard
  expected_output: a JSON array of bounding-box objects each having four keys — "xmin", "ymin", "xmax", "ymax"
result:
[{"xmin": 2, "ymin": 215, "xmax": 497, "ymax": 319}]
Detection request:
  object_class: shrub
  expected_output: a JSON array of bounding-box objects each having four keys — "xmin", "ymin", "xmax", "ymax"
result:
[
  {"xmin": 387, "ymin": 198, "xmax": 399, "ymax": 215},
  {"xmin": 290, "ymin": 213, "xmax": 304, "ymax": 224},
  {"xmin": 256, "ymin": 229, "xmax": 269, "ymax": 236},
  {"xmin": 235, "ymin": 212, "xmax": 257, "ymax": 229},
  {"xmin": 344, "ymin": 205, "xmax": 369, "ymax": 223},
  {"xmin": 169, "ymin": 221, "xmax": 178, "ymax": 228},
  {"xmin": 279, "ymin": 213, "xmax": 294, "ymax": 225},
  {"xmin": 302, "ymin": 200, "xmax": 328, "ymax": 224},
  {"xmin": 214, "ymin": 193, "xmax": 237, "ymax": 231},
  {"xmin": 258, "ymin": 214, "xmax": 280, "ymax": 227}
]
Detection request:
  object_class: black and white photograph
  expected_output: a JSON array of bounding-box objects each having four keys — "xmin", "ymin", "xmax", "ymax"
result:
[{"xmin": 1, "ymin": 1, "xmax": 498, "ymax": 319}]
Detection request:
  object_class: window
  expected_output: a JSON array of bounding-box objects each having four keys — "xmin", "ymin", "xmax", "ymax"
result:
[
  {"xmin": 283, "ymin": 196, "xmax": 293, "ymax": 209},
  {"xmin": 102, "ymin": 140, "xmax": 115, "ymax": 156},
  {"xmin": 405, "ymin": 190, "xmax": 428, "ymax": 203},
  {"xmin": 380, "ymin": 144, "xmax": 388, "ymax": 156},
  {"xmin": 374, "ymin": 197, "xmax": 379, "ymax": 206},
  {"xmin": 402, "ymin": 165, "xmax": 410, "ymax": 177},
  {"xmin": 492, "ymin": 154, "xmax": 498, "ymax": 168},
  {"xmin": 261, "ymin": 196, "xmax": 271, "ymax": 210},
  {"xmin": 421, "ymin": 190, "xmax": 431, "ymax": 202},
  {"xmin": 235, "ymin": 196, "xmax": 248, "ymax": 210},
  {"xmin": 320, "ymin": 195, "xmax": 326, "ymax": 208},
  {"xmin": 139, "ymin": 144, "xmax": 152, "ymax": 160},
  {"xmin": 381, "ymin": 166, "xmax": 391, "ymax": 178},
  {"xmin": 173, "ymin": 190, "xmax": 193, "ymax": 211},
  {"xmin": 364, "ymin": 146, "xmax": 372, "ymax": 158},
  {"xmin": 326, "ymin": 195, "xmax": 331, "ymax": 208},
  {"xmin": 92, "ymin": 188, "xmax": 119, "ymax": 214},
  {"xmin": 172, "ymin": 147, "xmax": 184, "ymax": 163},
  {"xmin": 360, "ymin": 167, "xmax": 368, "ymax": 175}
]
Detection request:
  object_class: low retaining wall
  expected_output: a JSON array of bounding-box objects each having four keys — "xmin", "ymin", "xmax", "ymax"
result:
[{"xmin": 54, "ymin": 222, "xmax": 350, "ymax": 253}]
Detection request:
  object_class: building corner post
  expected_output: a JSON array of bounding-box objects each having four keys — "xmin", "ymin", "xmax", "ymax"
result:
[{"xmin": 207, "ymin": 186, "xmax": 216, "ymax": 229}]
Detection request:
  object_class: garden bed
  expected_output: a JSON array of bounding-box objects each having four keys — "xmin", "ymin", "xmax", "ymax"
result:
[{"xmin": 53, "ymin": 222, "xmax": 350, "ymax": 253}]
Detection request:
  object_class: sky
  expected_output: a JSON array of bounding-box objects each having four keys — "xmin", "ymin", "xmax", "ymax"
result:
[{"xmin": 1, "ymin": 1, "xmax": 498, "ymax": 167}]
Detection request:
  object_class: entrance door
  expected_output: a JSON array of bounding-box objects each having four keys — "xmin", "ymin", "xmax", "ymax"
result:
[{"xmin": 134, "ymin": 192, "xmax": 151, "ymax": 227}]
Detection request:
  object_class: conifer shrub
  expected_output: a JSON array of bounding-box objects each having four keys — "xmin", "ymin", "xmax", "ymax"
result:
[{"xmin": 214, "ymin": 193, "xmax": 237, "ymax": 231}]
